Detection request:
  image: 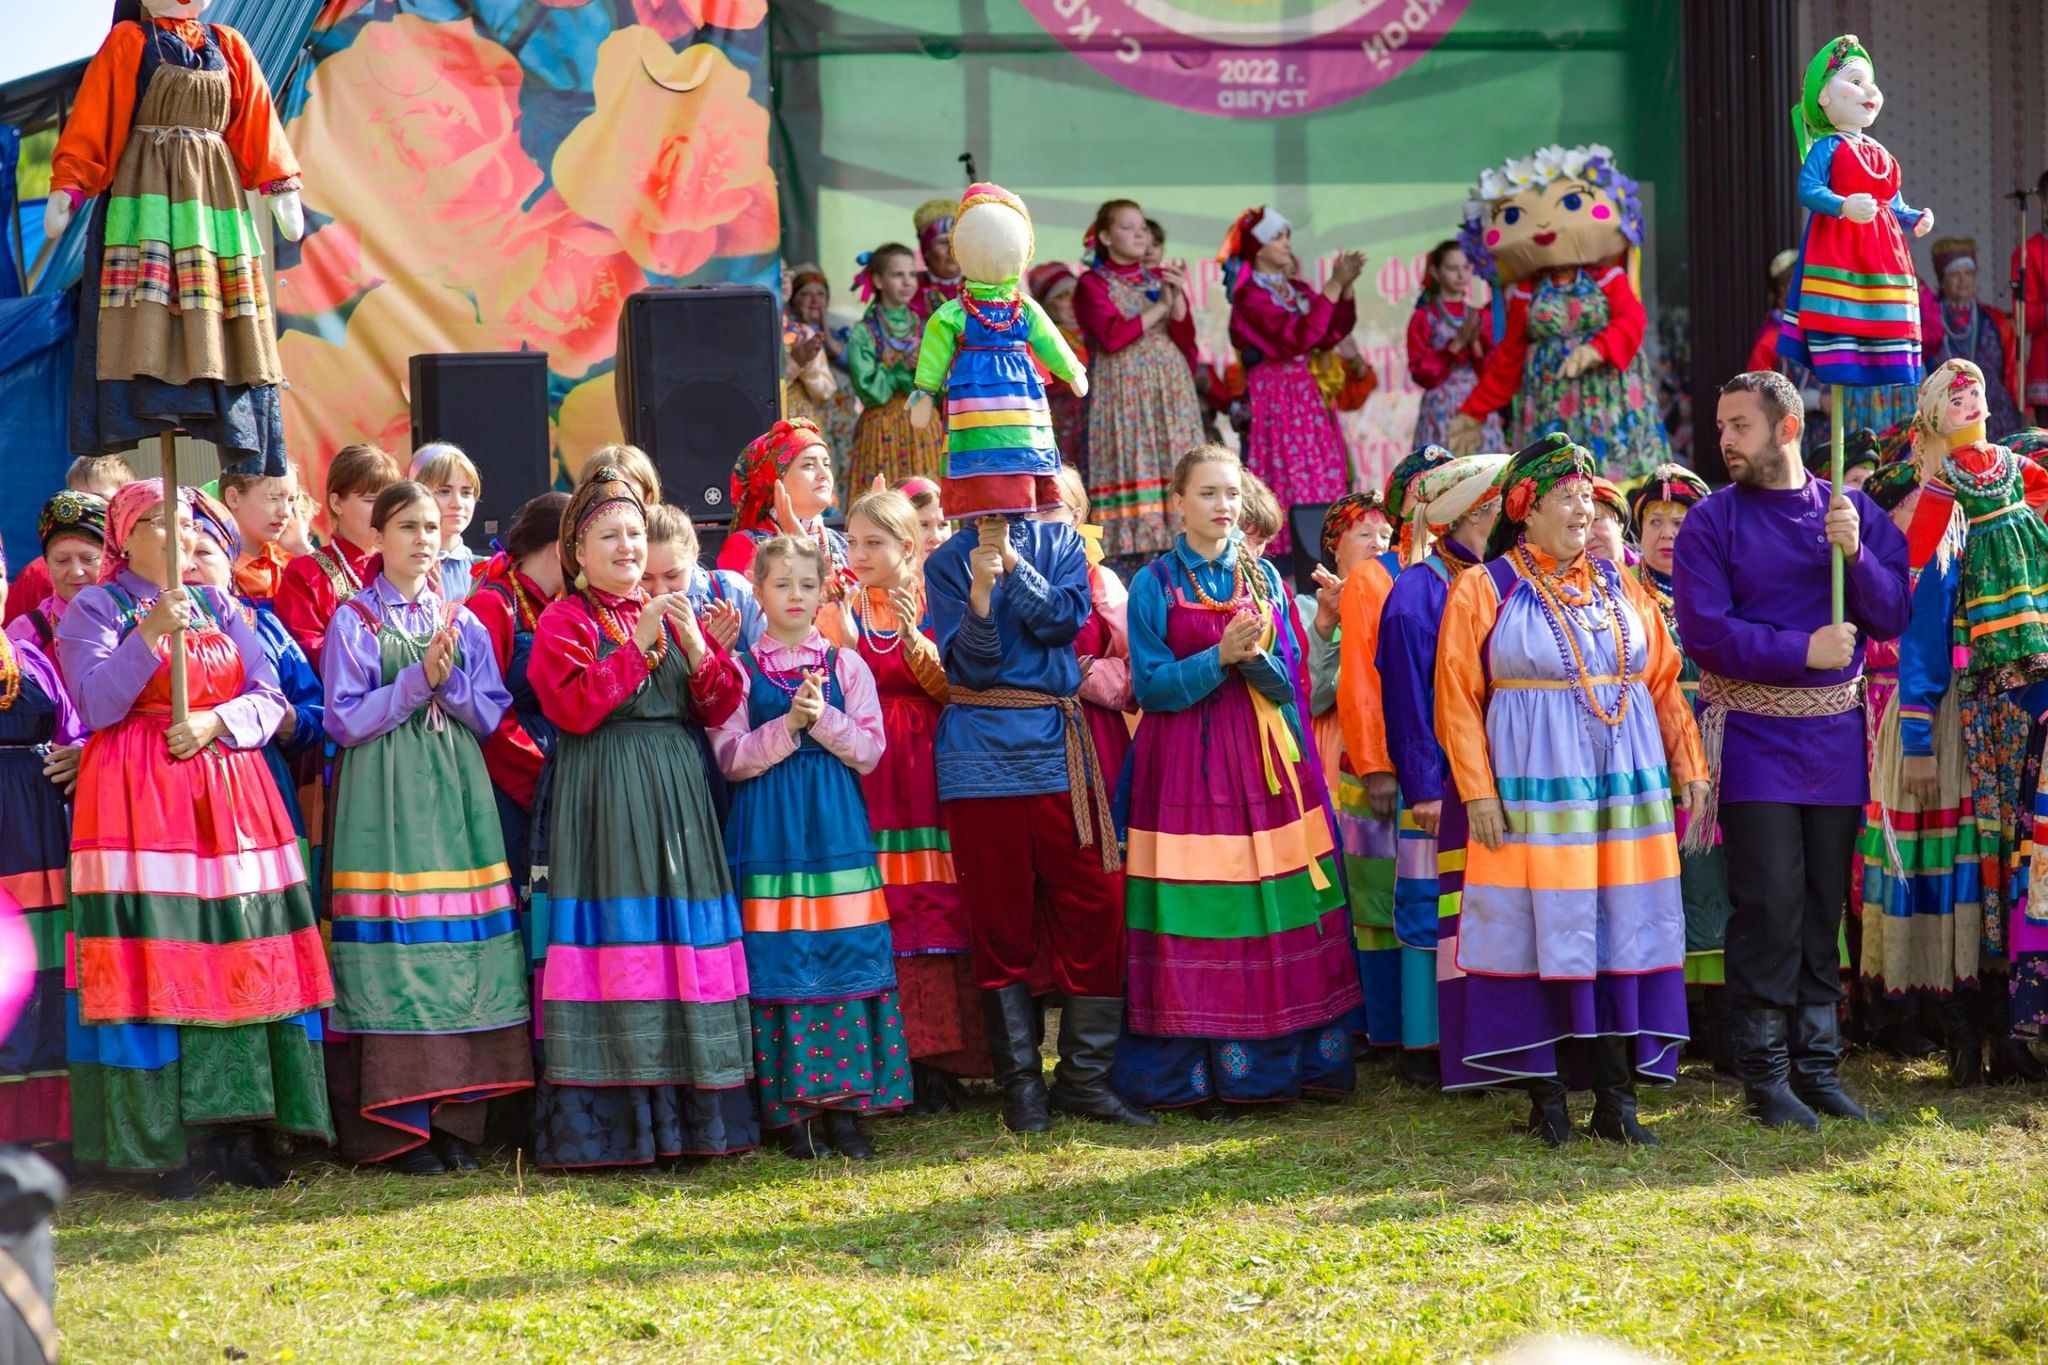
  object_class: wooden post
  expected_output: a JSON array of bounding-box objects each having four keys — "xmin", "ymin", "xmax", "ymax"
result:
[
  {"xmin": 1829, "ymin": 384, "xmax": 1846, "ymax": 625},
  {"xmin": 160, "ymin": 430, "xmax": 188, "ymax": 724}
]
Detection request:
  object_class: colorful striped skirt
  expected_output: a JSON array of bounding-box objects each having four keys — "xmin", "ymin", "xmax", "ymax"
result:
[
  {"xmin": 68, "ymin": 698, "xmax": 333, "ymax": 1170},
  {"xmin": 325, "ymin": 680, "xmax": 532, "ymax": 1162},
  {"xmin": 1441, "ymin": 565, "xmax": 1688, "ymax": 1091},
  {"xmin": 726, "ymin": 688, "xmax": 910, "ymax": 1127},
  {"xmin": 848, "ymin": 391, "xmax": 949, "ymax": 499},
  {"xmin": 534, "ymin": 693, "xmax": 758, "ymax": 1167},
  {"xmin": 0, "ymin": 679, "xmax": 71, "ymax": 1145},
  {"xmin": 1116, "ymin": 633, "xmax": 1359, "ymax": 1107}
]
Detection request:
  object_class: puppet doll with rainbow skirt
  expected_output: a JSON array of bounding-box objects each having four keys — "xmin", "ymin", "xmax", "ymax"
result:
[
  {"xmin": 910, "ymin": 183, "xmax": 1089, "ymax": 520},
  {"xmin": 1776, "ymin": 35, "xmax": 1933, "ymax": 434},
  {"xmin": 1445, "ymin": 144, "xmax": 1671, "ymax": 480},
  {"xmin": 46, "ymin": 0, "xmax": 304, "ymax": 476}
]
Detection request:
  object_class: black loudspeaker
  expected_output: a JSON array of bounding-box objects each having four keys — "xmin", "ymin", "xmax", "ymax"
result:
[
  {"xmin": 1288, "ymin": 501, "xmax": 1331, "ymax": 594},
  {"xmin": 409, "ymin": 351, "xmax": 552, "ymax": 545},
  {"xmin": 617, "ymin": 285, "xmax": 781, "ymax": 520}
]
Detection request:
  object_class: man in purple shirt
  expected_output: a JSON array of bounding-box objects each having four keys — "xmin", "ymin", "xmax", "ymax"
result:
[{"xmin": 1674, "ymin": 370, "xmax": 1911, "ymax": 1130}]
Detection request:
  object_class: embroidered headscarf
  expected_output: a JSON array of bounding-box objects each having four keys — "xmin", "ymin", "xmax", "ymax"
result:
[
  {"xmin": 1591, "ymin": 477, "xmax": 1630, "ymax": 532},
  {"xmin": 101, "ymin": 478, "xmax": 196, "ymax": 584},
  {"xmin": 188, "ymin": 490, "xmax": 242, "ymax": 562},
  {"xmin": 559, "ymin": 469, "xmax": 648, "ymax": 592},
  {"xmin": 1384, "ymin": 444, "xmax": 1454, "ymax": 560},
  {"xmin": 1413, "ymin": 453, "xmax": 1510, "ymax": 539},
  {"xmin": 1626, "ymin": 463, "xmax": 1710, "ymax": 526},
  {"xmin": 913, "ymin": 199, "xmax": 956, "ymax": 254},
  {"xmin": 1028, "ymin": 261, "xmax": 1077, "ymax": 306},
  {"xmin": 1860, "ymin": 458, "xmax": 1920, "ymax": 513},
  {"xmin": 2000, "ymin": 427, "xmax": 2048, "ymax": 466},
  {"xmin": 1795, "ymin": 34, "xmax": 1872, "ymax": 158},
  {"xmin": 1217, "ymin": 206, "xmax": 1291, "ymax": 295},
  {"xmin": 1316, "ymin": 491, "xmax": 1389, "ymax": 567},
  {"xmin": 1485, "ymin": 432, "xmax": 1597, "ymax": 560},
  {"xmin": 38, "ymin": 490, "xmax": 108, "ymax": 552},
  {"xmin": 785, "ymin": 264, "xmax": 828, "ymax": 308},
  {"xmin": 728, "ymin": 418, "xmax": 828, "ymax": 537}
]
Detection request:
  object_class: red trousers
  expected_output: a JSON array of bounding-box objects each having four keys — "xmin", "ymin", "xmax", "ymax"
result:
[{"xmin": 944, "ymin": 793, "xmax": 1124, "ymax": 997}]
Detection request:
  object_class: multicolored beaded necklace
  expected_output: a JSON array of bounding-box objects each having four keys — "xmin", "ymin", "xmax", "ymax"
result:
[
  {"xmin": 1513, "ymin": 543, "xmax": 1634, "ymax": 729},
  {"xmin": 867, "ymin": 306, "xmax": 920, "ymax": 359},
  {"xmin": 960, "ymin": 290, "xmax": 1024, "ymax": 334}
]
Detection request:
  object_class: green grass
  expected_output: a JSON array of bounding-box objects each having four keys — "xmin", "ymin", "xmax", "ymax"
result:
[{"xmin": 53, "ymin": 1055, "xmax": 2048, "ymax": 1363}]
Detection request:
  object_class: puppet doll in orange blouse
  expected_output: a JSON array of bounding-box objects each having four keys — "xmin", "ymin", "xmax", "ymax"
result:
[
  {"xmin": 1445, "ymin": 144, "xmax": 1672, "ymax": 481},
  {"xmin": 47, "ymin": 0, "xmax": 304, "ymax": 476}
]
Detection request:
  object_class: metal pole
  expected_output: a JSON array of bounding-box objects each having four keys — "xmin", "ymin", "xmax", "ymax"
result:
[
  {"xmin": 1830, "ymin": 384, "xmax": 1845, "ymax": 625},
  {"xmin": 160, "ymin": 430, "xmax": 188, "ymax": 724}
]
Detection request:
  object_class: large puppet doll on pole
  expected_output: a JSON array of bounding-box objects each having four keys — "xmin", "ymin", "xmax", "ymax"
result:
[
  {"xmin": 46, "ymin": 0, "xmax": 305, "ymax": 718},
  {"xmin": 1445, "ymin": 143, "xmax": 1672, "ymax": 480},
  {"xmin": 1777, "ymin": 35, "xmax": 1933, "ymax": 619}
]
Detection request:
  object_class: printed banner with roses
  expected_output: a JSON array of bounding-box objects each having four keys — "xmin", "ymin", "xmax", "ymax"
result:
[{"xmin": 276, "ymin": 0, "xmax": 777, "ymax": 510}]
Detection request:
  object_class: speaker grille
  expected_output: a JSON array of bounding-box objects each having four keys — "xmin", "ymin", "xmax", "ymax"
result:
[{"xmin": 620, "ymin": 286, "xmax": 781, "ymax": 520}]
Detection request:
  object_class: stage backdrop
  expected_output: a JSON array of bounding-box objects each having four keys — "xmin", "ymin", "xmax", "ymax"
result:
[
  {"xmin": 772, "ymin": 0, "xmax": 1687, "ymax": 491},
  {"xmin": 277, "ymin": 0, "xmax": 779, "ymax": 512}
]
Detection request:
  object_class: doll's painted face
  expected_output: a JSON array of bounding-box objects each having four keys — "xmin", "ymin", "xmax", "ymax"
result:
[
  {"xmin": 1940, "ymin": 374, "xmax": 1987, "ymax": 433},
  {"xmin": 1484, "ymin": 178, "xmax": 1627, "ymax": 280},
  {"xmin": 1819, "ymin": 58, "xmax": 1883, "ymax": 133}
]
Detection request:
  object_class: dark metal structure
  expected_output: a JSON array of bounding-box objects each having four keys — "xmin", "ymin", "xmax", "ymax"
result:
[{"xmin": 1681, "ymin": 0, "xmax": 1801, "ymax": 481}]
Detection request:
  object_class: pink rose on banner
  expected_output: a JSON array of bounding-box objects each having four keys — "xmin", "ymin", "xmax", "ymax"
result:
[
  {"xmin": 485, "ymin": 191, "xmax": 649, "ymax": 380},
  {"xmin": 631, "ymin": 0, "xmax": 769, "ymax": 40},
  {"xmin": 553, "ymin": 32, "xmax": 778, "ymax": 280},
  {"xmin": 276, "ymin": 221, "xmax": 382, "ymax": 318},
  {"xmin": 290, "ymin": 15, "xmax": 545, "ymax": 285}
]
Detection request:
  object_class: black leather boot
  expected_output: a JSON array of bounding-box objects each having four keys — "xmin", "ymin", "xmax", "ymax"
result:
[
  {"xmin": 1732, "ymin": 1007, "xmax": 1820, "ymax": 1130},
  {"xmin": 1396, "ymin": 1049, "xmax": 1441, "ymax": 1088},
  {"xmin": 205, "ymin": 1130, "xmax": 286, "ymax": 1189},
  {"xmin": 431, "ymin": 1130, "xmax": 482, "ymax": 1172},
  {"xmin": 1942, "ymin": 993, "xmax": 1985, "ymax": 1087},
  {"xmin": 387, "ymin": 1145, "xmax": 447, "ymax": 1176},
  {"xmin": 903, "ymin": 1062, "xmax": 964, "ymax": 1117},
  {"xmin": 1048, "ymin": 996, "xmax": 1155, "ymax": 1126},
  {"xmin": 779, "ymin": 1119, "xmax": 828, "ymax": 1160},
  {"xmin": 823, "ymin": 1110, "xmax": 876, "ymax": 1160},
  {"xmin": 1525, "ymin": 1074, "xmax": 1574, "ymax": 1148},
  {"xmin": 1587, "ymin": 1037, "xmax": 1658, "ymax": 1145},
  {"xmin": 1788, "ymin": 1004, "xmax": 1875, "ymax": 1120},
  {"xmin": 982, "ymin": 984, "xmax": 1052, "ymax": 1133}
]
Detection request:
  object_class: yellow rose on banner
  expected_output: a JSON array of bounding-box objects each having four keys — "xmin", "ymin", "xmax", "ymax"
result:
[
  {"xmin": 291, "ymin": 15, "xmax": 545, "ymax": 286},
  {"xmin": 553, "ymin": 31, "xmax": 779, "ymax": 279},
  {"xmin": 553, "ymin": 370, "xmax": 624, "ymax": 484}
]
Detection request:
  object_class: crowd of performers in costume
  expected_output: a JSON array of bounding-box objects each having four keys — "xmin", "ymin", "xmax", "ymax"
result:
[{"xmin": 11, "ymin": 352, "xmax": 2048, "ymax": 1195}]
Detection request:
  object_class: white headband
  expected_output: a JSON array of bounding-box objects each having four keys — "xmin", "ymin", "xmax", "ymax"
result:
[
  {"xmin": 1942, "ymin": 255, "xmax": 1977, "ymax": 275},
  {"xmin": 1251, "ymin": 209, "xmax": 1291, "ymax": 245}
]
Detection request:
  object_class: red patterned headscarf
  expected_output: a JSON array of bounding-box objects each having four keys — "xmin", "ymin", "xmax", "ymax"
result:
[
  {"xmin": 728, "ymin": 419, "xmax": 828, "ymax": 536},
  {"xmin": 1317, "ymin": 491, "xmax": 1389, "ymax": 566},
  {"xmin": 101, "ymin": 478, "xmax": 197, "ymax": 584}
]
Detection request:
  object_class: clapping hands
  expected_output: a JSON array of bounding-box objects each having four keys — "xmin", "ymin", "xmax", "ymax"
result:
[
  {"xmin": 1217, "ymin": 609, "xmax": 1264, "ymax": 666},
  {"xmin": 423, "ymin": 627, "xmax": 457, "ymax": 689},
  {"xmin": 784, "ymin": 669, "xmax": 828, "ymax": 734}
]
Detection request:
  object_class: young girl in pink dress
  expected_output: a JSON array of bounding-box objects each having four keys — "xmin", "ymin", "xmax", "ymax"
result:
[{"xmin": 1222, "ymin": 207, "xmax": 1366, "ymax": 553}]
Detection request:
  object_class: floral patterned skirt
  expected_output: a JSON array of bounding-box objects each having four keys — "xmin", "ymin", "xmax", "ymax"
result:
[{"xmin": 1245, "ymin": 355, "xmax": 1349, "ymax": 555}]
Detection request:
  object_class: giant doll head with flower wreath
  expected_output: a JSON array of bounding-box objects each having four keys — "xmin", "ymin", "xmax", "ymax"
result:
[
  {"xmin": 1443, "ymin": 143, "xmax": 1672, "ymax": 482},
  {"xmin": 908, "ymin": 183, "xmax": 1089, "ymax": 521}
]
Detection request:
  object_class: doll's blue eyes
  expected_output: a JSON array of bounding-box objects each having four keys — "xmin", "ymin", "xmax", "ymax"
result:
[
  {"xmin": 1561, "ymin": 193, "xmax": 1585, "ymax": 212},
  {"xmin": 1502, "ymin": 207, "xmax": 1522, "ymax": 225}
]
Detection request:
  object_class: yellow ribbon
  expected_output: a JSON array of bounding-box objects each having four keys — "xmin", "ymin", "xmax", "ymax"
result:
[
  {"xmin": 1077, "ymin": 522, "xmax": 1105, "ymax": 566},
  {"xmin": 1243, "ymin": 610, "xmax": 1332, "ymax": 892}
]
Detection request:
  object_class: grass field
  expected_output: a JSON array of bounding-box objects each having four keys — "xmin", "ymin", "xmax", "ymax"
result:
[{"xmin": 51, "ymin": 1053, "xmax": 2048, "ymax": 1363}]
